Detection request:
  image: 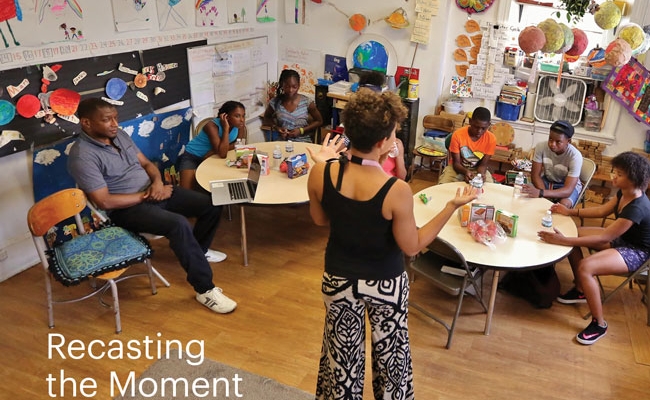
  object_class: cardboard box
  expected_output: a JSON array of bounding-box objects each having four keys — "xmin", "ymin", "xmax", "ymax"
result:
[
  {"xmin": 287, "ymin": 153, "xmax": 310, "ymax": 179},
  {"xmin": 495, "ymin": 209, "xmax": 519, "ymax": 237},
  {"xmin": 469, "ymin": 203, "xmax": 495, "ymax": 225}
]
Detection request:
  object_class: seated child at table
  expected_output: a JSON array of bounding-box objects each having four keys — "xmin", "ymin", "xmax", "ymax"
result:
[
  {"xmin": 438, "ymin": 107, "xmax": 496, "ymax": 184},
  {"xmin": 521, "ymin": 120, "xmax": 583, "ymax": 207},
  {"xmin": 177, "ymin": 101, "xmax": 247, "ymax": 190},
  {"xmin": 262, "ymin": 69, "xmax": 323, "ymax": 143},
  {"xmin": 538, "ymin": 151, "xmax": 650, "ymax": 345}
]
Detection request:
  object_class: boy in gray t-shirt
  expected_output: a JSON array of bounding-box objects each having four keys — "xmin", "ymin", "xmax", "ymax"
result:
[{"xmin": 522, "ymin": 120, "xmax": 583, "ymax": 207}]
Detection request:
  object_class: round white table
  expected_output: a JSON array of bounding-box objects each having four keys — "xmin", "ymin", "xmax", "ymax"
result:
[
  {"xmin": 413, "ymin": 182, "xmax": 578, "ymax": 334},
  {"xmin": 196, "ymin": 141, "xmax": 320, "ymax": 265}
]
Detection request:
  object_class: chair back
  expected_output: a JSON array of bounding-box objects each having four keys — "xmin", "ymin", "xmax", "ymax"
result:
[
  {"xmin": 28, "ymin": 188, "xmax": 87, "ymax": 237},
  {"xmin": 576, "ymin": 158, "xmax": 596, "ymax": 209},
  {"xmin": 194, "ymin": 117, "xmax": 214, "ymax": 137},
  {"xmin": 423, "ymin": 115, "xmax": 455, "ymax": 133}
]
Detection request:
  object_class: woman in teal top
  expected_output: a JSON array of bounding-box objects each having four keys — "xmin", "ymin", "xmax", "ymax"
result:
[{"xmin": 177, "ymin": 101, "xmax": 247, "ymax": 189}]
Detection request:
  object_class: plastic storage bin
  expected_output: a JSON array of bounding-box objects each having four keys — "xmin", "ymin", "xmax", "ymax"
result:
[{"xmin": 496, "ymin": 102, "xmax": 521, "ymax": 121}]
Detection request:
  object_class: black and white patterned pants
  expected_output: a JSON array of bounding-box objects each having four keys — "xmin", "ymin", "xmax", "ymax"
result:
[{"xmin": 315, "ymin": 271, "xmax": 414, "ymax": 400}]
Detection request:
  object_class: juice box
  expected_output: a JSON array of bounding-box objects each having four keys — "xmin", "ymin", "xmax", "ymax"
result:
[
  {"xmin": 458, "ymin": 204, "xmax": 470, "ymax": 227},
  {"xmin": 495, "ymin": 209, "xmax": 519, "ymax": 237}
]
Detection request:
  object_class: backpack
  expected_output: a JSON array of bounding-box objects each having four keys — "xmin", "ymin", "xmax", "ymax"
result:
[{"xmin": 498, "ymin": 265, "xmax": 560, "ymax": 309}]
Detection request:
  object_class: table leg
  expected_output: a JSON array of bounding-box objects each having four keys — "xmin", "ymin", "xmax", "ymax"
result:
[
  {"xmin": 484, "ymin": 270, "xmax": 500, "ymax": 335},
  {"xmin": 240, "ymin": 206, "xmax": 248, "ymax": 266}
]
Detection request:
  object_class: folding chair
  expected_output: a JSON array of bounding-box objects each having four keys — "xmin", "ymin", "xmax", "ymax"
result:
[
  {"xmin": 576, "ymin": 158, "xmax": 596, "ymax": 223},
  {"xmin": 583, "ymin": 258, "xmax": 650, "ymax": 325},
  {"xmin": 27, "ymin": 188, "xmax": 169, "ymax": 333},
  {"xmin": 409, "ymin": 237, "xmax": 488, "ymax": 348}
]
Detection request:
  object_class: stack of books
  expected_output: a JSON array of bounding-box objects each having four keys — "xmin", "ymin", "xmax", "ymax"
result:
[
  {"xmin": 328, "ymin": 80, "xmax": 353, "ymax": 95},
  {"xmin": 498, "ymin": 84, "xmax": 526, "ymax": 106}
]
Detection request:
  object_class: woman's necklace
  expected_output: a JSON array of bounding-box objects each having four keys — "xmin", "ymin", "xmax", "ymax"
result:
[{"xmin": 349, "ymin": 154, "xmax": 383, "ymax": 169}]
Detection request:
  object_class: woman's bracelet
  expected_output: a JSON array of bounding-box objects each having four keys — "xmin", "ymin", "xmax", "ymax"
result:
[{"xmin": 299, "ymin": 127, "xmax": 304, "ymax": 135}]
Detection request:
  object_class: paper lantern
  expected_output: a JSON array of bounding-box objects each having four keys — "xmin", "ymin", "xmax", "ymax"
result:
[
  {"xmin": 566, "ymin": 28, "xmax": 589, "ymax": 56},
  {"xmin": 349, "ymin": 14, "xmax": 368, "ymax": 33},
  {"xmin": 587, "ymin": 46, "xmax": 606, "ymax": 67},
  {"xmin": 537, "ymin": 19, "xmax": 564, "ymax": 53},
  {"xmin": 518, "ymin": 26, "xmax": 546, "ymax": 54},
  {"xmin": 558, "ymin": 23, "xmax": 574, "ymax": 53},
  {"xmin": 594, "ymin": 1, "xmax": 622, "ymax": 30},
  {"xmin": 605, "ymin": 38, "xmax": 632, "ymax": 67},
  {"xmin": 618, "ymin": 23, "xmax": 645, "ymax": 52}
]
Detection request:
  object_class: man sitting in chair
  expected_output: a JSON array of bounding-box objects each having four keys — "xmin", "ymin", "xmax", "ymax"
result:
[
  {"xmin": 521, "ymin": 120, "xmax": 583, "ymax": 208},
  {"xmin": 67, "ymin": 98, "xmax": 237, "ymax": 314},
  {"xmin": 438, "ymin": 107, "xmax": 496, "ymax": 184}
]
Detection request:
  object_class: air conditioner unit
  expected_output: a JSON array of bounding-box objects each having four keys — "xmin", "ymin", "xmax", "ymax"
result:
[{"xmin": 534, "ymin": 75, "xmax": 587, "ymax": 125}]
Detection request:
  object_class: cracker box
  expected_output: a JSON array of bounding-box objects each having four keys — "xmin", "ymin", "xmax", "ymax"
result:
[
  {"xmin": 287, "ymin": 153, "xmax": 310, "ymax": 179},
  {"xmin": 495, "ymin": 209, "xmax": 519, "ymax": 237},
  {"xmin": 256, "ymin": 152, "xmax": 270, "ymax": 176},
  {"xmin": 469, "ymin": 203, "xmax": 495, "ymax": 226}
]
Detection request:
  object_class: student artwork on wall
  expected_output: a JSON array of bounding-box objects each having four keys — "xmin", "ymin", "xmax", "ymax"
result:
[
  {"xmin": 602, "ymin": 57, "xmax": 650, "ymax": 127},
  {"xmin": 0, "ymin": 0, "xmax": 24, "ymax": 48},
  {"xmin": 195, "ymin": 0, "xmax": 227, "ymax": 26},
  {"xmin": 112, "ymin": 0, "xmax": 156, "ymax": 32},
  {"xmin": 36, "ymin": 0, "xmax": 84, "ymax": 44},
  {"xmin": 256, "ymin": 0, "xmax": 275, "ymax": 23},
  {"xmin": 284, "ymin": 0, "xmax": 305, "ymax": 24},
  {"xmin": 157, "ymin": 0, "xmax": 192, "ymax": 31},
  {"xmin": 227, "ymin": 0, "xmax": 253, "ymax": 24}
]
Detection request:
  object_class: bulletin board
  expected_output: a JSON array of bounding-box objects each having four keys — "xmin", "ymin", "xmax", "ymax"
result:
[{"xmin": 187, "ymin": 36, "xmax": 270, "ymax": 126}]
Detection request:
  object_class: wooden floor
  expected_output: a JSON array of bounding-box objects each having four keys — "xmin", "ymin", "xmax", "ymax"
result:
[{"xmin": 2, "ymin": 172, "xmax": 650, "ymax": 399}]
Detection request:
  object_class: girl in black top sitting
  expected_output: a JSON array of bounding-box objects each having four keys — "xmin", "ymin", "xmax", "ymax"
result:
[{"xmin": 307, "ymin": 88, "xmax": 477, "ymax": 400}]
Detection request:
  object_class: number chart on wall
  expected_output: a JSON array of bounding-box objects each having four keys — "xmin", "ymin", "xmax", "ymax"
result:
[{"xmin": 187, "ymin": 36, "xmax": 270, "ymax": 126}]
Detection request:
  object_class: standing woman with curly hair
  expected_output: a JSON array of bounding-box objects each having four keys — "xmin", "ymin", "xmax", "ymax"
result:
[
  {"xmin": 539, "ymin": 151, "xmax": 650, "ymax": 345},
  {"xmin": 262, "ymin": 69, "xmax": 323, "ymax": 142},
  {"xmin": 307, "ymin": 89, "xmax": 477, "ymax": 399}
]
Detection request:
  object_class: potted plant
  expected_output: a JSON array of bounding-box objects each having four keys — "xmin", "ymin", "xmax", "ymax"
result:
[{"xmin": 557, "ymin": 0, "xmax": 595, "ymax": 24}]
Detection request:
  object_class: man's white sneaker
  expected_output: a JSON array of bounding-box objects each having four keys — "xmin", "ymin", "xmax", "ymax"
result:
[
  {"xmin": 205, "ymin": 249, "xmax": 227, "ymax": 263},
  {"xmin": 196, "ymin": 287, "xmax": 237, "ymax": 313}
]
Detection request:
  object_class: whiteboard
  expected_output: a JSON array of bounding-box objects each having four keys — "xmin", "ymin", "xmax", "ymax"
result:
[{"xmin": 187, "ymin": 36, "xmax": 270, "ymax": 128}]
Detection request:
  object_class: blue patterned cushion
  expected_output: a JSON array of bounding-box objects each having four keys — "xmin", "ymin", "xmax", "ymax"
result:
[{"xmin": 48, "ymin": 226, "xmax": 152, "ymax": 286}]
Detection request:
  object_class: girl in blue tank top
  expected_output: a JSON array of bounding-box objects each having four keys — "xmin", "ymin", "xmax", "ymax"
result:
[{"xmin": 177, "ymin": 101, "xmax": 247, "ymax": 189}]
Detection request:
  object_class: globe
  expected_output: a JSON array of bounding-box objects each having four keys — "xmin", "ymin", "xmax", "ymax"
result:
[{"xmin": 352, "ymin": 40, "xmax": 389, "ymax": 73}]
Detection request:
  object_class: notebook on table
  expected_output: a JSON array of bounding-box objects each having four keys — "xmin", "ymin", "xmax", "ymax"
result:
[{"xmin": 209, "ymin": 152, "xmax": 260, "ymax": 206}]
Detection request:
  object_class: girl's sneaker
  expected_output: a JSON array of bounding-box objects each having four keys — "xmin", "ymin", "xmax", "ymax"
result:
[{"xmin": 576, "ymin": 318, "xmax": 607, "ymax": 345}]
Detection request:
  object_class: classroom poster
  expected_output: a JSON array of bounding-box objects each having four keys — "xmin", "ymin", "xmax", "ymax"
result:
[
  {"xmin": 194, "ymin": 0, "xmax": 227, "ymax": 26},
  {"xmin": 112, "ymin": 0, "xmax": 157, "ymax": 32},
  {"xmin": 284, "ymin": 0, "xmax": 305, "ymax": 24},
  {"xmin": 157, "ymin": 0, "xmax": 192, "ymax": 31}
]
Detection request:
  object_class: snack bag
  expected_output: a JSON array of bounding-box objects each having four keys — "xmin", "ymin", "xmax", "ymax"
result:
[{"xmin": 468, "ymin": 220, "xmax": 507, "ymax": 249}]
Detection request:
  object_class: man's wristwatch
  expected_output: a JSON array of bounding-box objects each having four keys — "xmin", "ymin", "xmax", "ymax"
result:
[{"xmin": 539, "ymin": 189, "xmax": 544, "ymax": 198}]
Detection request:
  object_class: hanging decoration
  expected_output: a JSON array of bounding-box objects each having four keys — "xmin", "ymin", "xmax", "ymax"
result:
[
  {"xmin": 385, "ymin": 7, "xmax": 409, "ymax": 30},
  {"xmin": 322, "ymin": 1, "xmax": 410, "ymax": 34},
  {"xmin": 455, "ymin": 0, "xmax": 495, "ymax": 14},
  {"xmin": 593, "ymin": 1, "xmax": 622, "ymax": 30}
]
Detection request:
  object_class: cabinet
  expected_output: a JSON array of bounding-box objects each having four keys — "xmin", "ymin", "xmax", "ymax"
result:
[{"xmin": 326, "ymin": 93, "xmax": 419, "ymax": 169}]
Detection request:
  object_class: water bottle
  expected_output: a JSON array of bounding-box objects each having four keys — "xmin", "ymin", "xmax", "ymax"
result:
[
  {"xmin": 541, "ymin": 210, "xmax": 553, "ymax": 228},
  {"xmin": 470, "ymin": 173, "xmax": 484, "ymax": 198},
  {"xmin": 513, "ymin": 171, "xmax": 525, "ymax": 198},
  {"xmin": 285, "ymin": 140, "xmax": 294, "ymax": 153},
  {"xmin": 273, "ymin": 145, "xmax": 282, "ymax": 170},
  {"xmin": 388, "ymin": 141, "xmax": 399, "ymax": 158}
]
